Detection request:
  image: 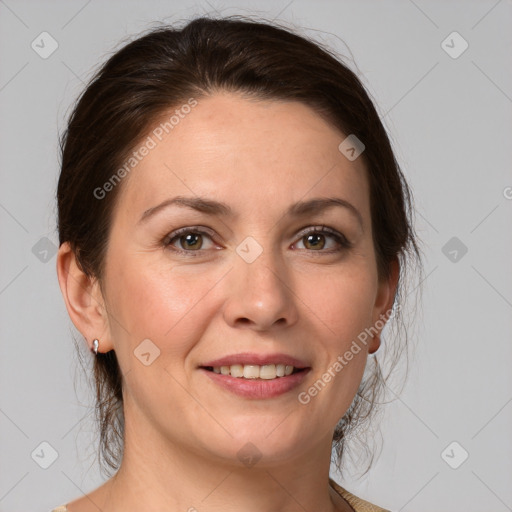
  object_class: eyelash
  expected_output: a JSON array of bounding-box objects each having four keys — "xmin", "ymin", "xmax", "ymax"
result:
[{"xmin": 163, "ymin": 225, "xmax": 352, "ymax": 257}]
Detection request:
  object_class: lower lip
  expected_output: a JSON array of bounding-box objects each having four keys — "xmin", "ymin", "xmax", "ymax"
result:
[{"xmin": 199, "ymin": 368, "xmax": 311, "ymax": 399}]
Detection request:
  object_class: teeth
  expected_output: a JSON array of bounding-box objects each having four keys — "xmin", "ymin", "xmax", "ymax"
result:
[
  {"xmin": 243, "ymin": 365, "xmax": 260, "ymax": 379},
  {"xmin": 230, "ymin": 364, "xmax": 244, "ymax": 378},
  {"xmin": 210, "ymin": 363, "xmax": 298, "ymax": 379}
]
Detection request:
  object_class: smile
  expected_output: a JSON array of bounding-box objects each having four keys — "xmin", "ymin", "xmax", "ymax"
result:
[
  {"xmin": 200, "ymin": 365, "xmax": 310, "ymax": 399},
  {"xmin": 204, "ymin": 363, "xmax": 300, "ymax": 379}
]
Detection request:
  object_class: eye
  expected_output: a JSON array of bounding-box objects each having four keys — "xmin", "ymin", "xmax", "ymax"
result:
[
  {"xmin": 163, "ymin": 225, "xmax": 351, "ymax": 256},
  {"xmin": 293, "ymin": 226, "xmax": 351, "ymax": 252},
  {"xmin": 164, "ymin": 227, "xmax": 217, "ymax": 255}
]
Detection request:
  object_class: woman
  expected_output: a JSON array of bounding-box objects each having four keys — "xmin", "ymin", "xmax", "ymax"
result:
[{"xmin": 53, "ymin": 15, "xmax": 421, "ymax": 512}]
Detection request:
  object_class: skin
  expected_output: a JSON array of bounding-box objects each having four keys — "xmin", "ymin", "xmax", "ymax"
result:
[{"xmin": 57, "ymin": 91, "xmax": 399, "ymax": 512}]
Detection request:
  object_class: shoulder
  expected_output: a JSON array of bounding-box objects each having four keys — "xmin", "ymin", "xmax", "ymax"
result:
[
  {"xmin": 52, "ymin": 483, "xmax": 387, "ymax": 512},
  {"xmin": 329, "ymin": 478, "xmax": 391, "ymax": 512}
]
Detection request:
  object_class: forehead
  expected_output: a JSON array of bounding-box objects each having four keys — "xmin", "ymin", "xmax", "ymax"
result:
[{"xmin": 117, "ymin": 92, "xmax": 370, "ymax": 223}]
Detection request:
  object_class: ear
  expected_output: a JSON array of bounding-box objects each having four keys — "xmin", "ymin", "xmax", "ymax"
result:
[
  {"xmin": 56, "ymin": 242, "xmax": 114, "ymax": 353},
  {"xmin": 368, "ymin": 258, "xmax": 400, "ymax": 354}
]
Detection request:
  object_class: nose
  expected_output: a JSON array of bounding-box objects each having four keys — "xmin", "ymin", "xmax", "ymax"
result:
[{"xmin": 222, "ymin": 244, "xmax": 299, "ymax": 332}]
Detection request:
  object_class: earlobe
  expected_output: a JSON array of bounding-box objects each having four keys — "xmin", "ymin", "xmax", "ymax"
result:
[
  {"xmin": 369, "ymin": 258, "xmax": 400, "ymax": 354},
  {"xmin": 56, "ymin": 242, "xmax": 113, "ymax": 353}
]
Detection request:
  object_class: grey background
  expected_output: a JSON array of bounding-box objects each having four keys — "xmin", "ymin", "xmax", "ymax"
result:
[{"xmin": 1, "ymin": 1, "xmax": 511, "ymax": 511}]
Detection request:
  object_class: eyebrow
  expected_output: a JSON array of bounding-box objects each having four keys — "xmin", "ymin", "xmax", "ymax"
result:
[{"xmin": 138, "ymin": 195, "xmax": 364, "ymax": 229}]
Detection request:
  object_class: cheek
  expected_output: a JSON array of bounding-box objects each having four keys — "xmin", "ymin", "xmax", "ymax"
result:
[
  {"xmin": 105, "ymin": 258, "xmax": 222, "ymax": 355},
  {"xmin": 297, "ymin": 264, "xmax": 376, "ymax": 340},
  {"xmin": 103, "ymin": 259, "xmax": 220, "ymax": 419},
  {"xmin": 295, "ymin": 264, "xmax": 376, "ymax": 409}
]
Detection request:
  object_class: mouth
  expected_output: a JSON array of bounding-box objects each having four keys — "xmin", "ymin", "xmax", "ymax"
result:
[{"xmin": 199, "ymin": 364, "xmax": 311, "ymax": 399}]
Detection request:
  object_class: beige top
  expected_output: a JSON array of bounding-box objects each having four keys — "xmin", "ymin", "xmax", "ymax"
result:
[
  {"xmin": 51, "ymin": 477, "xmax": 389, "ymax": 512},
  {"xmin": 329, "ymin": 478, "xmax": 390, "ymax": 512}
]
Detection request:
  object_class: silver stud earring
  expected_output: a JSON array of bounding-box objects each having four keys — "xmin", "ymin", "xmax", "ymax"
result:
[{"xmin": 91, "ymin": 339, "xmax": 99, "ymax": 355}]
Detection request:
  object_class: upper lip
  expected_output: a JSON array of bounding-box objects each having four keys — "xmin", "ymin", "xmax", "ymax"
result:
[{"xmin": 200, "ymin": 352, "xmax": 310, "ymax": 369}]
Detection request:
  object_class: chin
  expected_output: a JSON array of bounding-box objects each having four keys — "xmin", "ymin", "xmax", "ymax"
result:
[{"xmin": 208, "ymin": 421, "xmax": 310, "ymax": 466}]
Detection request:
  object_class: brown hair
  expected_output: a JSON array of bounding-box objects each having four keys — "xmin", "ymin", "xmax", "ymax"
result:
[{"xmin": 57, "ymin": 15, "xmax": 422, "ymax": 478}]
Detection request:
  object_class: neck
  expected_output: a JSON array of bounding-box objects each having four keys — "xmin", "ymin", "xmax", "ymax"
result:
[{"xmin": 98, "ymin": 410, "xmax": 350, "ymax": 512}]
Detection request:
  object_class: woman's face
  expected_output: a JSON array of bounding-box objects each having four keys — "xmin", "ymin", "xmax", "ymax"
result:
[{"xmin": 96, "ymin": 91, "xmax": 396, "ymax": 466}]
